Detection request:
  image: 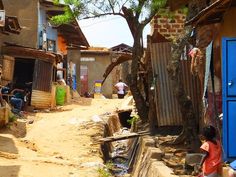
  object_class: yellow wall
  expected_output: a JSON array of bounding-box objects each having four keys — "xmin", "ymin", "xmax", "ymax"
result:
[
  {"xmin": 219, "ymin": 7, "xmax": 236, "ymax": 38},
  {"xmin": 213, "ymin": 7, "xmax": 236, "ymax": 79},
  {"xmin": 215, "ymin": 7, "xmax": 236, "ymax": 55}
]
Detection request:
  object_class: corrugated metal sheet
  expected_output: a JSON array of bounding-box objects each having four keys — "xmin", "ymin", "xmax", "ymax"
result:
[
  {"xmin": 33, "ymin": 60, "xmax": 53, "ymax": 92},
  {"xmin": 180, "ymin": 56, "xmax": 201, "ymax": 122},
  {"xmin": 150, "ymin": 42, "xmax": 200, "ymax": 126},
  {"xmin": 31, "ymin": 89, "xmax": 52, "ymax": 109},
  {"xmin": 151, "ymin": 42, "xmax": 182, "ymax": 126}
]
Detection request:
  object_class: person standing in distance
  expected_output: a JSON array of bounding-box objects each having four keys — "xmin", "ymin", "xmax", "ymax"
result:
[{"xmin": 114, "ymin": 79, "xmax": 128, "ymax": 99}]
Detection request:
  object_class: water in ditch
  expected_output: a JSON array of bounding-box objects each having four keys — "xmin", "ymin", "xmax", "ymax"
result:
[{"xmin": 110, "ymin": 128, "xmax": 131, "ymax": 176}]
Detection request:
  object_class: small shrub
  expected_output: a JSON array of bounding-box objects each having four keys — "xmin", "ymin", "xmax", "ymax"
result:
[
  {"xmin": 127, "ymin": 114, "xmax": 139, "ymax": 125},
  {"xmin": 98, "ymin": 161, "xmax": 114, "ymax": 177},
  {"xmin": 8, "ymin": 114, "xmax": 17, "ymax": 122}
]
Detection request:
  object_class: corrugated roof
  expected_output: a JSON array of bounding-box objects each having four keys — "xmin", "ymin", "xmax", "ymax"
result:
[{"xmin": 186, "ymin": 0, "xmax": 234, "ymax": 26}]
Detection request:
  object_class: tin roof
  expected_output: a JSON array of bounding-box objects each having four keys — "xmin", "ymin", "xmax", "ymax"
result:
[
  {"xmin": 2, "ymin": 44, "xmax": 63, "ymax": 63},
  {"xmin": 186, "ymin": 0, "xmax": 235, "ymax": 26}
]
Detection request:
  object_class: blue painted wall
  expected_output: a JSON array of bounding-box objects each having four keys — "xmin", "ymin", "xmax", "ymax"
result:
[{"xmin": 38, "ymin": 6, "xmax": 58, "ymax": 51}]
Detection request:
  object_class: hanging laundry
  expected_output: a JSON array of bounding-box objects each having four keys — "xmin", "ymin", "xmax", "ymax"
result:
[{"xmin": 189, "ymin": 47, "xmax": 203, "ymax": 76}]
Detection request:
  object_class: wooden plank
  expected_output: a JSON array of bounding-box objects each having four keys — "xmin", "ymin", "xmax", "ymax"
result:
[
  {"xmin": 1, "ymin": 55, "xmax": 15, "ymax": 81},
  {"xmin": 51, "ymin": 84, "xmax": 56, "ymax": 108},
  {"xmin": 98, "ymin": 131, "xmax": 150, "ymax": 143}
]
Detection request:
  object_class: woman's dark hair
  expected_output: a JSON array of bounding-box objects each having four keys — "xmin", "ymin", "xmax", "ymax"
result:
[{"xmin": 202, "ymin": 125, "xmax": 216, "ymax": 141}]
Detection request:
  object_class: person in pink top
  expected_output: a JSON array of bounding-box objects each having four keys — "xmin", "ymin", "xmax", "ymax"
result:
[{"xmin": 200, "ymin": 125, "xmax": 222, "ymax": 177}]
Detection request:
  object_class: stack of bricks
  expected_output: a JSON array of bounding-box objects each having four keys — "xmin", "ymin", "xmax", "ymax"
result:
[{"xmin": 151, "ymin": 10, "xmax": 186, "ymax": 41}]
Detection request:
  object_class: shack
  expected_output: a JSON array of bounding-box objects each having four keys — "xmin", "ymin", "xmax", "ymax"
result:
[
  {"xmin": 0, "ymin": 0, "xmax": 89, "ymax": 109},
  {"xmin": 148, "ymin": 9, "xmax": 201, "ymax": 127},
  {"xmin": 1, "ymin": 44, "xmax": 62, "ymax": 109}
]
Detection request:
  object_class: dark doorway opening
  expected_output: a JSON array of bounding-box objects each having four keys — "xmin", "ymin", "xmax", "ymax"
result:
[
  {"xmin": 13, "ymin": 58, "xmax": 35, "ymax": 106},
  {"xmin": 13, "ymin": 58, "xmax": 35, "ymax": 89}
]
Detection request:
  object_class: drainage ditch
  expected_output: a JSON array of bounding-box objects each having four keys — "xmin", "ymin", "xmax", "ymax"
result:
[{"xmin": 101, "ymin": 110, "xmax": 138, "ymax": 176}]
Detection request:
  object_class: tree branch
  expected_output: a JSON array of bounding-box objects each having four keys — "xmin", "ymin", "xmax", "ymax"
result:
[
  {"xmin": 81, "ymin": 12, "xmax": 125, "ymax": 20},
  {"xmin": 141, "ymin": 12, "xmax": 156, "ymax": 26},
  {"xmin": 136, "ymin": 0, "xmax": 146, "ymax": 20},
  {"xmin": 107, "ymin": 0, "xmax": 115, "ymax": 14}
]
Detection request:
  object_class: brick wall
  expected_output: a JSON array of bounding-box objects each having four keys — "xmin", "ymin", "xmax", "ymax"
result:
[{"xmin": 151, "ymin": 10, "xmax": 186, "ymax": 41}]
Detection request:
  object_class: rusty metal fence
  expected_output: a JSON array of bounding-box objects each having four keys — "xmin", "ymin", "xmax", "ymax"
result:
[{"xmin": 150, "ymin": 42, "xmax": 200, "ymax": 126}]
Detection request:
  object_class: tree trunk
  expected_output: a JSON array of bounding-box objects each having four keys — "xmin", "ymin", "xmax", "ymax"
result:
[
  {"xmin": 167, "ymin": 29, "xmax": 201, "ymax": 151},
  {"xmin": 129, "ymin": 30, "xmax": 149, "ymax": 122}
]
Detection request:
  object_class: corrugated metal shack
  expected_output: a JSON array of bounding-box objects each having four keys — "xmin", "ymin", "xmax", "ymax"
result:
[
  {"xmin": 1, "ymin": 44, "xmax": 63, "ymax": 109},
  {"xmin": 149, "ymin": 12, "xmax": 201, "ymax": 127}
]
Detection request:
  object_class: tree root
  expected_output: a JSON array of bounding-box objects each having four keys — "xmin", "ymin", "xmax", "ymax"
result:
[
  {"xmin": 160, "ymin": 130, "xmax": 187, "ymax": 146},
  {"xmin": 172, "ymin": 131, "xmax": 187, "ymax": 145}
]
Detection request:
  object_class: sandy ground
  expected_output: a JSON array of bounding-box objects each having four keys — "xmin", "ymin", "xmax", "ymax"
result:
[{"xmin": 0, "ymin": 98, "xmax": 124, "ymax": 177}]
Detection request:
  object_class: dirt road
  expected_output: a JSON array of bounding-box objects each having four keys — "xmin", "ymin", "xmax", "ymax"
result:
[{"xmin": 0, "ymin": 98, "xmax": 123, "ymax": 177}]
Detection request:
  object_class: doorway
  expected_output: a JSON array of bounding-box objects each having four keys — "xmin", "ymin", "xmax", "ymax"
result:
[
  {"xmin": 12, "ymin": 58, "xmax": 35, "ymax": 106},
  {"xmin": 222, "ymin": 38, "xmax": 236, "ymax": 161},
  {"xmin": 80, "ymin": 65, "xmax": 88, "ymax": 96},
  {"xmin": 13, "ymin": 58, "xmax": 35, "ymax": 89}
]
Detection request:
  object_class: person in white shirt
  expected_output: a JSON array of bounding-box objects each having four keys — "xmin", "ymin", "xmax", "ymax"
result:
[
  {"xmin": 114, "ymin": 79, "xmax": 128, "ymax": 99},
  {"xmin": 57, "ymin": 75, "xmax": 66, "ymax": 86}
]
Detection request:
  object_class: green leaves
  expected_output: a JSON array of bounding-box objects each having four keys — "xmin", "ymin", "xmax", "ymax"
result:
[
  {"xmin": 51, "ymin": 0, "xmax": 83, "ymax": 25},
  {"xmin": 51, "ymin": 0, "xmax": 169, "ymax": 23},
  {"xmin": 50, "ymin": 6, "xmax": 74, "ymax": 25},
  {"xmin": 127, "ymin": 114, "xmax": 139, "ymax": 125}
]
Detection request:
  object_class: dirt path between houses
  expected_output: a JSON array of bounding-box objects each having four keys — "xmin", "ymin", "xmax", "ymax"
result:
[{"xmin": 0, "ymin": 98, "xmax": 124, "ymax": 177}]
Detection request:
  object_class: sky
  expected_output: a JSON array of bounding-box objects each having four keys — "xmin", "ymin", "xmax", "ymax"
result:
[{"xmin": 78, "ymin": 15, "xmax": 151, "ymax": 48}]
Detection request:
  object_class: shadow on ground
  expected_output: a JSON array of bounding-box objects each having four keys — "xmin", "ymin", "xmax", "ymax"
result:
[
  {"xmin": 0, "ymin": 135, "xmax": 18, "ymax": 154},
  {"xmin": 0, "ymin": 165, "xmax": 20, "ymax": 177}
]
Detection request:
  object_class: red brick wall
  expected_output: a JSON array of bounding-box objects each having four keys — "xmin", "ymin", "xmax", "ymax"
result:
[{"xmin": 151, "ymin": 10, "xmax": 186, "ymax": 41}]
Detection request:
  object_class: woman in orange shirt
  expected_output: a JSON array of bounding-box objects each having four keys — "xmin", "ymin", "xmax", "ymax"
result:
[{"xmin": 200, "ymin": 125, "xmax": 222, "ymax": 177}]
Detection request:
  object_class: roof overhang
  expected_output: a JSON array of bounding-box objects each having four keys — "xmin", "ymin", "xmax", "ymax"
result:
[
  {"xmin": 40, "ymin": 1, "xmax": 89, "ymax": 48},
  {"xmin": 2, "ymin": 44, "xmax": 63, "ymax": 63},
  {"xmin": 102, "ymin": 53, "xmax": 132, "ymax": 84},
  {"xmin": 56, "ymin": 23, "xmax": 89, "ymax": 47},
  {"xmin": 186, "ymin": 0, "xmax": 235, "ymax": 26},
  {"xmin": 110, "ymin": 43, "xmax": 132, "ymax": 53},
  {"xmin": 81, "ymin": 50, "xmax": 110, "ymax": 55},
  {"xmin": 40, "ymin": 0, "xmax": 65, "ymax": 9}
]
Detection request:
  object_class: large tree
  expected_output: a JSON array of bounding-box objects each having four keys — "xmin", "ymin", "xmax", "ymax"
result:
[{"xmin": 53, "ymin": 0, "xmax": 167, "ymax": 122}]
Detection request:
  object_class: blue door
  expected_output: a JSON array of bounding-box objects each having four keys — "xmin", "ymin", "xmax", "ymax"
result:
[{"xmin": 222, "ymin": 38, "xmax": 236, "ymax": 161}]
